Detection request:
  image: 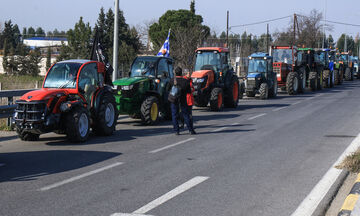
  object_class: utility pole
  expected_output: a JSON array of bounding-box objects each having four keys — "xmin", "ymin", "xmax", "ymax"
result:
[
  {"xmin": 113, "ymin": 0, "xmax": 119, "ymax": 81},
  {"xmin": 322, "ymin": 0, "xmax": 327, "ymax": 48},
  {"xmin": 293, "ymin": 14, "xmax": 296, "ymax": 46},
  {"xmin": 344, "ymin": 34, "xmax": 347, "ymax": 52},
  {"xmin": 266, "ymin": 23, "xmax": 269, "ymax": 53},
  {"xmin": 226, "ymin": 11, "xmax": 229, "ymax": 47}
]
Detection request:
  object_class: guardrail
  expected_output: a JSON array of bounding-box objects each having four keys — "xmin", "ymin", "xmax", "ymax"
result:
[{"xmin": 0, "ymin": 89, "xmax": 35, "ymax": 126}]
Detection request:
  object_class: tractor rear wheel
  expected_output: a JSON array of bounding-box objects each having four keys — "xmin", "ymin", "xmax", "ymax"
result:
[
  {"xmin": 309, "ymin": 71, "xmax": 318, "ymax": 91},
  {"xmin": 141, "ymin": 96, "xmax": 160, "ymax": 125},
  {"xmin": 286, "ymin": 72, "xmax": 299, "ymax": 95},
  {"xmin": 16, "ymin": 128, "xmax": 40, "ymax": 141},
  {"xmin": 259, "ymin": 83, "xmax": 269, "ymax": 99},
  {"xmin": 345, "ymin": 67, "xmax": 351, "ymax": 81},
  {"xmin": 334, "ymin": 70, "xmax": 340, "ymax": 85},
  {"xmin": 210, "ymin": 88, "xmax": 224, "ymax": 111},
  {"xmin": 93, "ymin": 94, "xmax": 118, "ymax": 136},
  {"xmin": 65, "ymin": 106, "xmax": 90, "ymax": 142},
  {"xmin": 224, "ymin": 76, "xmax": 239, "ymax": 108},
  {"xmin": 269, "ymin": 79, "xmax": 278, "ymax": 98},
  {"xmin": 323, "ymin": 70, "xmax": 331, "ymax": 88},
  {"xmin": 298, "ymin": 68, "xmax": 306, "ymax": 93}
]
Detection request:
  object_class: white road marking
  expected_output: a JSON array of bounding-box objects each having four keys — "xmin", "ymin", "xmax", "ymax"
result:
[
  {"xmin": 111, "ymin": 214, "xmax": 153, "ymax": 216},
  {"xmin": 272, "ymin": 106, "xmax": 288, "ymax": 112},
  {"xmin": 132, "ymin": 176, "xmax": 209, "ymax": 214},
  {"xmin": 247, "ymin": 113, "xmax": 266, "ymax": 120},
  {"xmin": 291, "ymin": 132, "xmax": 360, "ymax": 216},
  {"xmin": 40, "ymin": 162, "xmax": 124, "ymax": 191},
  {"xmin": 211, "ymin": 127, "xmax": 228, "ymax": 132},
  {"xmin": 231, "ymin": 122, "xmax": 240, "ymax": 126},
  {"xmin": 292, "ymin": 101, "xmax": 302, "ymax": 105},
  {"xmin": 149, "ymin": 138, "xmax": 195, "ymax": 154}
]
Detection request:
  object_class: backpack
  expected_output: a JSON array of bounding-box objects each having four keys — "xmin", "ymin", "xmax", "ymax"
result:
[{"xmin": 168, "ymin": 77, "xmax": 181, "ymax": 103}]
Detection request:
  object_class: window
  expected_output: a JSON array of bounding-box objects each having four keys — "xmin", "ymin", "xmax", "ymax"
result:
[
  {"xmin": 78, "ymin": 63, "xmax": 98, "ymax": 103},
  {"xmin": 157, "ymin": 59, "xmax": 169, "ymax": 77}
]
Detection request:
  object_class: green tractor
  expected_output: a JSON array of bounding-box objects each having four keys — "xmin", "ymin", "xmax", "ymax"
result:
[
  {"xmin": 296, "ymin": 48, "xmax": 324, "ymax": 91},
  {"xmin": 113, "ymin": 56, "xmax": 174, "ymax": 125},
  {"xmin": 339, "ymin": 52, "xmax": 354, "ymax": 81},
  {"xmin": 332, "ymin": 50, "xmax": 344, "ymax": 85}
]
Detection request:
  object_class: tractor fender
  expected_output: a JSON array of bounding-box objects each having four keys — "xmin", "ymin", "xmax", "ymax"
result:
[
  {"xmin": 144, "ymin": 91, "xmax": 161, "ymax": 103},
  {"xmin": 93, "ymin": 86, "xmax": 113, "ymax": 113}
]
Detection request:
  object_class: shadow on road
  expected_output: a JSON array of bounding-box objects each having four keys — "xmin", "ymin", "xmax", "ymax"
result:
[{"xmin": 0, "ymin": 150, "xmax": 121, "ymax": 182}]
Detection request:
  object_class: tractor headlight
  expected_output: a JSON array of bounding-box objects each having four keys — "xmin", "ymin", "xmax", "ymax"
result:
[
  {"xmin": 196, "ymin": 78, "xmax": 205, "ymax": 83},
  {"xmin": 121, "ymin": 85, "xmax": 134, "ymax": 90}
]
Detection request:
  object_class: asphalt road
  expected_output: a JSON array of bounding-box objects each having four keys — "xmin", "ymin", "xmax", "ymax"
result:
[{"xmin": 2, "ymin": 80, "xmax": 360, "ymax": 216}]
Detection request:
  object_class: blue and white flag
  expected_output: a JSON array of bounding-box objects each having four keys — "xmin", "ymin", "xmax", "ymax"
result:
[{"xmin": 157, "ymin": 29, "xmax": 170, "ymax": 57}]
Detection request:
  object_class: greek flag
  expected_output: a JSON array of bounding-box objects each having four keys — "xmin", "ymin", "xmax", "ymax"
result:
[{"xmin": 157, "ymin": 29, "xmax": 170, "ymax": 57}]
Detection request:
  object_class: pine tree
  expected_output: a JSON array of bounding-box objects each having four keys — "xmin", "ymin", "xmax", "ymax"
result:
[
  {"xmin": 46, "ymin": 46, "xmax": 52, "ymax": 71},
  {"xmin": 190, "ymin": 0, "xmax": 195, "ymax": 14}
]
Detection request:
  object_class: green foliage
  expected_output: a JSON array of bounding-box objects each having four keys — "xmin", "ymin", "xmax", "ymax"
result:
[
  {"xmin": 190, "ymin": 0, "xmax": 195, "ymax": 13},
  {"xmin": 35, "ymin": 27, "xmax": 45, "ymax": 37},
  {"xmin": 0, "ymin": 20, "xmax": 21, "ymax": 50},
  {"xmin": 46, "ymin": 46, "xmax": 51, "ymax": 71},
  {"xmin": 336, "ymin": 34, "xmax": 356, "ymax": 53},
  {"xmin": 66, "ymin": 17, "xmax": 93, "ymax": 59}
]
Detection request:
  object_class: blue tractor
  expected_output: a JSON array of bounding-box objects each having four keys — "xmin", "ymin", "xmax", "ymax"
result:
[{"xmin": 245, "ymin": 53, "xmax": 277, "ymax": 99}]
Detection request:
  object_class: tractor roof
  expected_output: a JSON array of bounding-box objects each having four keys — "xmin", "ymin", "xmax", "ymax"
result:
[
  {"xmin": 298, "ymin": 48, "xmax": 314, "ymax": 51},
  {"xmin": 314, "ymin": 48, "xmax": 331, "ymax": 52},
  {"xmin": 58, "ymin": 59, "xmax": 93, "ymax": 64},
  {"xmin": 196, "ymin": 47, "xmax": 229, "ymax": 53},
  {"xmin": 249, "ymin": 52, "xmax": 272, "ymax": 59}
]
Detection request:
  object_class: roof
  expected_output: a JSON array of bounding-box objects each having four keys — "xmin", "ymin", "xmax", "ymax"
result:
[
  {"xmin": 271, "ymin": 46, "xmax": 296, "ymax": 49},
  {"xmin": 196, "ymin": 47, "xmax": 229, "ymax": 53},
  {"xmin": 24, "ymin": 37, "xmax": 67, "ymax": 41},
  {"xmin": 57, "ymin": 59, "xmax": 93, "ymax": 64},
  {"xmin": 298, "ymin": 48, "xmax": 314, "ymax": 51},
  {"xmin": 249, "ymin": 52, "xmax": 272, "ymax": 59}
]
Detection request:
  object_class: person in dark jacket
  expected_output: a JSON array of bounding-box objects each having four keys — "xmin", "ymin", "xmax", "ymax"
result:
[{"xmin": 169, "ymin": 67, "xmax": 196, "ymax": 135}]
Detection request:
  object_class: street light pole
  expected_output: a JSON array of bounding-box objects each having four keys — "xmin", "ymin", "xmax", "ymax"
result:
[{"xmin": 113, "ymin": 0, "xmax": 119, "ymax": 82}]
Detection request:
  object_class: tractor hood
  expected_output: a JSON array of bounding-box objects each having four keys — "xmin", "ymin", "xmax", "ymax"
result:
[
  {"xmin": 191, "ymin": 70, "xmax": 213, "ymax": 78},
  {"xmin": 247, "ymin": 73, "xmax": 262, "ymax": 79},
  {"xmin": 20, "ymin": 89, "xmax": 68, "ymax": 102},
  {"xmin": 113, "ymin": 77, "xmax": 149, "ymax": 86}
]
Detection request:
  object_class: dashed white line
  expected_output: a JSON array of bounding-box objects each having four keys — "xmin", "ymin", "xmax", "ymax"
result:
[
  {"xmin": 247, "ymin": 113, "xmax": 266, "ymax": 120},
  {"xmin": 272, "ymin": 106, "xmax": 288, "ymax": 112},
  {"xmin": 291, "ymin": 132, "xmax": 360, "ymax": 216},
  {"xmin": 231, "ymin": 122, "xmax": 240, "ymax": 126},
  {"xmin": 111, "ymin": 214, "xmax": 153, "ymax": 216},
  {"xmin": 292, "ymin": 101, "xmax": 302, "ymax": 105},
  {"xmin": 149, "ymin": 138, "xmax": 195, "ymax": 153},
  {"xmin": 40, "ymin": 162, "xmax": 124, "ymax": 191},
  {"xmin": 133, "ymin": 176, "xmax": 209, "ymax": 214},
  {"xmin": 211, "ymin": 126, "xmax": 228, "ymax": 132}
]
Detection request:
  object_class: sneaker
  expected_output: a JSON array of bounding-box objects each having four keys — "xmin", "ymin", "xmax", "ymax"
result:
[{"xmin": 190, "ymin": 130, "xmax": 196, "ymax": 135}]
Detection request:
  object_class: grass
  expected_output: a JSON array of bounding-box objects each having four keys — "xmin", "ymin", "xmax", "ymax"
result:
[
  {"xmin": 336, "ymin": 149, "xmax": 360, "ymax": 173},
  {"xmin": 0, "ymin": 119, "xmax": 12, "ymax": 131},
  {"xmin": 0, "ymin": 74, "xmax": 44, "ymax": 90}
]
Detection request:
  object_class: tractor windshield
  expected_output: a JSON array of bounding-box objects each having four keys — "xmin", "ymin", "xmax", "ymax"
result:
[
  {"xmin": 248, "ymin": 59, "xmax": 267, "ymax": 73},
  {"xmin": 131, "ymin": 58, "xmax": 156, "ymax": 77},
  {"xmin": 43, "ymin": 63, "xmax": 81, "ymax": 89},
  {"xmin": 340, "ymin": 54, "xmax": 348, "ymax": 61},
  {"xmin": 272, "ymin": 49, "xmax": 293, "ymax": 64},
  {"xmin": 194, "ymin": 51, "xmax": 221, "ymax": 73}
]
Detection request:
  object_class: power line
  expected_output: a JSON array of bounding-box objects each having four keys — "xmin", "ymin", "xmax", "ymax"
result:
[
  {"xmin": 324, "ymin": 20, "xmax": 360, "ymax": 27},
  {"xmin": 230, "ymin": 15, "xmax": 292, "ymax": 29}
]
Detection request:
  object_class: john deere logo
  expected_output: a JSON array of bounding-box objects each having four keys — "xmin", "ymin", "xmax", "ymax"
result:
[{"xmin": 28, "ymin": 96, "xmax": 33, "ymax": 99}]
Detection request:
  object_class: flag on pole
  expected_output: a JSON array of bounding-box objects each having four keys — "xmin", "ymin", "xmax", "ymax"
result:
[{"xmin": 157, "ymin": 29, "xmax": 171, "ymax": 57}]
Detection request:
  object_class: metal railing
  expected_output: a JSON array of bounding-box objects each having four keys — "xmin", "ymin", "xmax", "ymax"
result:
[{"xmin": 0, "ymin": 89, "xmax": 35, "ymax": 126}]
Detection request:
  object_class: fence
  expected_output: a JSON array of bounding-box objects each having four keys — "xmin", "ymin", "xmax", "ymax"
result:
[{"xmin": 0, "ymin": 89, "xmax": 34, "ymax": 126}]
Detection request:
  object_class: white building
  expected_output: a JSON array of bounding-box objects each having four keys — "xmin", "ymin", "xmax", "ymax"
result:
[{"xmin": 23, "ymin": 37, "xmax": 68, "ymax": 49}]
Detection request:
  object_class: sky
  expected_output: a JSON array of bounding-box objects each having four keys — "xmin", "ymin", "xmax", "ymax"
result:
[{"xmin": 1, "ymin": 0, "xmax": 359, "ymax": 41}]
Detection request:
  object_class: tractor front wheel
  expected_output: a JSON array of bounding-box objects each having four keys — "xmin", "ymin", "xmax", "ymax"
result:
[
  {"xmin": 269, "ymin": 79, "xmax": 278, "ymax": 98},
  {"xmin": 309, "ymin": 71, "xmax": 318, "ymax": 91},
  {"xmin": 224, "ymin": 76, "xmax": 239, "ymax": 108},
  {"xmin": 345, "ymin": 68, "xmax": 352, "ymax": 81},
  {"xmin": 286, "ymin": 72, "xmax": 299, "ymax": 95},
  {"xmin": 323, "ymin": 70, "xmax": 330, "ymax": 88},
  {"xmin": 298, "ymin": 68, "xmax": 306, "ymax": 93},
  {"xmin": 141, "ymin": 96, "xmax": 160, "ymax": 125},
  {"xmin": 65, "ymin": 106, "xmax": 90, "ymax": 142},
  {"xmin": 259, "ymin": 83, "xmax": 269, "ymax": 99},
  {"xmin": 16, "ymin": 128, "xmax": 40, "ymax": 141},
  {"xmin": 210, "ymin": 88, "xmax": 224, "ymax": 111}
]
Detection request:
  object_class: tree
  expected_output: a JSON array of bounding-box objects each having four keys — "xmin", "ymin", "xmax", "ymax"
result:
[
  {"xmin": 149, "ymin": 6, "xmax": 210, "ymax": 69},
  {"xmin": 66, "ymin": 17, "xmax": 92, "ymax": 59},
  {"xmin": 337, "ymin": 34, "xmax": 355, "ymax": 53},
  {"xmin": 46, "ymin": 46, "xmax": 52, "ymax": 71},
  {"xmin": 27, "ymin": 27, "xmax": 35, "ymax": 38},
  {"xmin": 190, "ymin": 0, "xmax": 195, "ymax": 14},
  {"xmin": 35, "ymin": 27, "xmax": 45, "ymax": 37},
  {"xmin": 0, "ymin": 20, "xmax": 21, "ymax": 50}
]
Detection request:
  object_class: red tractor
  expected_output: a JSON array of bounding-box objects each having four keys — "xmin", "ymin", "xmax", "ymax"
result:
[
  {"xmin": 191, "ymin": 47, "xmax": 241, "ymax": 111},
  {"xmin": 271, "ymin": 46, "xmax": 306, "ymax": 95},
  {"xmin": 13, "ymin": 60, "xmax": 118, "ymax": 142}
]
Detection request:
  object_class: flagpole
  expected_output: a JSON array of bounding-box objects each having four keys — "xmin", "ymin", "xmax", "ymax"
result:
[{"xmin": 113, "ymin": 0, "xmax": 119, "ymax": 82}]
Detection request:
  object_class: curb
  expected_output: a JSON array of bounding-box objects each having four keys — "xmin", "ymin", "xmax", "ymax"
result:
[{"xmin": 338, "ymin": 173, "xmax": 360, "ymax": 216}]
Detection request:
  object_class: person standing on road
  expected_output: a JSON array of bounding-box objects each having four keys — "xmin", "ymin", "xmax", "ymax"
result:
[
  {"xmin": 169, "ymin": 67, "xmax": 196, "ymax": 135},
  {"xmin": 179, "ymin": 70, "xmax": 195, "ymax": 129}
]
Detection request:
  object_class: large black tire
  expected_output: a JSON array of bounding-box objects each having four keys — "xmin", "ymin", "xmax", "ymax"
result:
[
  {"xmin": 246, "ymin": 91, "xmax": 255, "ymax": 97},
  {"xmin": 93, "ymin": 94, "xmax": 118, "ymax": 136},
  {"xmin": 210, "ymin": 88, "xmax": 223, "ymax": 111},
  {"xmin": 309, "ymin": 71, "xmax": 318, "ymax": 91},
  {"xmin": 224, "ymin": 76, "xmax": 239, "ymax": 108},
  {"xmin": 259, "ymin": 82, "xmax": 269, "ymax": 99},
  {"xmin": 330, "ymin": 70, "xmax": 335, "ymax": 88},
  {"xmin": 323, "ymin": 70, "xmax": 331, "ymax": 88},
  {"xmin": 239, "ymin": 81, "xmax": 245, "ymax": 99},
  {"xmin": 194, "ymin": 94, "xmax": 209, "ymax": 107},
  {"xmin": 334, "ymin": 69, "xmax": 340, "ymax": 85},
  {"xmin": 345, "ymin": 67, "xmax": 351, "ymax": 81},
  {"xmin": 286, "ymin": 72, "xmax": 299, "ymax": 95},
  {"xmin": 298, "ymin": 68, "xmax": 306, "ymax": 93},
  {"xmin": 16, "ymin": 128, "xmax": 40, "ymax": 141},
  {"xmin": 268, "ymin": 79, "xmax": 278, "ymax": 98},
  {"xmin": 65, "ymin": 106, "xmax": 90, "ymax": 142},
  {"xmin": 141, "ymin": 96, "xmax": 160, "ymax": 125}
]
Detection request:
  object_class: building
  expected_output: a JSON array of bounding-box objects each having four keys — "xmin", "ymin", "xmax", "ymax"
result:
[{"xmin": 23, "ymin": 37, "xmax": 68, "ymax": 55}]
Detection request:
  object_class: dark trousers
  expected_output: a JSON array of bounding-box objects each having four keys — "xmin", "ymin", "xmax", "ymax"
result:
[
  {"xmin": 180, "ymin": 105, "xmax": 193, "ymax": 129},
  {"xmin": 171, "ymin": 103, "xmax": 193, "ymax": 132}
]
